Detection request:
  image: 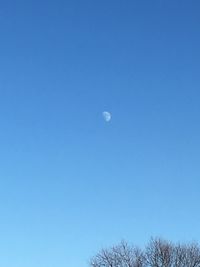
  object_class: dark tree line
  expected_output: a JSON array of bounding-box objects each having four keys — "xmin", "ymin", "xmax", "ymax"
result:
[{"xmin": 90, "ymin": 238, "xmax": 200, "ymax": 267}]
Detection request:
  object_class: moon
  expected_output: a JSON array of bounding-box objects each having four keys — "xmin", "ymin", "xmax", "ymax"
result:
[{"xmin": 102, "ymin": 111, "xmax": 111, "ymax": 122}]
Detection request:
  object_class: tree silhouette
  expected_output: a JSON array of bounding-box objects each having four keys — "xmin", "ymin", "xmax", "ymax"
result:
[{"xmin": 90, "ymin": 238, "xmax": 200, "ymax": 267}]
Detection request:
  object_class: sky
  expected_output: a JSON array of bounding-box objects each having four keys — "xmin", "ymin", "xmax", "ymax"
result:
[{"xmin": 0, "ymin": 0, "xmax": 200, "ymax": 266}]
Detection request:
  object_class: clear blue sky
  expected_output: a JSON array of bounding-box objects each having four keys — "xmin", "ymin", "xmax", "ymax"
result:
[{"xmin": 0, "ymin": 0, "xmax": 200, "ymax": 266}]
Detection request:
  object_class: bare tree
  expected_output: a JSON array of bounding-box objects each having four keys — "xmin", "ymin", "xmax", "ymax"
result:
[
  {"xmin": 145, "ymin": 238, "xmax": 174, "ymax": 267},
  {"xmin": 90, "ymin": 241, "xmax": 146, "ymax": 267},
  {"xmin": 182, "ymin": 243, "xmax": 200, "ymax": 267},
  {"xmin": 89, "ymin": 238, "xmax": 200, "ymax": 267}
]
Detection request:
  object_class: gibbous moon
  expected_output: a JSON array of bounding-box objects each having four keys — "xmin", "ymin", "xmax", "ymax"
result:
[{"xmin": 102, "ymin": 111, "xmax": 111, "ymax": 122}]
